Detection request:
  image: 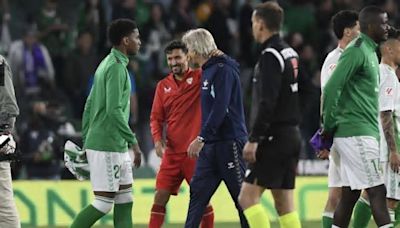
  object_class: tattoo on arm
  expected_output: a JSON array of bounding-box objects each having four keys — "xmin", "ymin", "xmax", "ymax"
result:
[{"xmin": 381, "ymin": 111, "xmax": 397, "ymax": 153}]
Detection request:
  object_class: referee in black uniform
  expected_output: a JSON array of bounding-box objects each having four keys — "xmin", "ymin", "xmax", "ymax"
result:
[{"xmin": 238, "ymin": 2, "xmax": 302, "ymax": 228}]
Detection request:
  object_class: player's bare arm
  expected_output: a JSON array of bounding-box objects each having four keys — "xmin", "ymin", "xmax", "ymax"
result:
[
  {"xmin": 131, "ymin": 142, "xmax": 142, "ymax": 168},
  {"xmin": 381, "ymin": 110, "xmax": 400, "ymax": 172}
]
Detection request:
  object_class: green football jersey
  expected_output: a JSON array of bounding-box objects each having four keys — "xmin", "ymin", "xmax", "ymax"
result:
[
  {"xmin": 82, "ymin": 48, "xmax": 137, "ymax": 152},
  {"xmin": 323, "ymin": 33, "xmax": 380, "ymax": 140}
]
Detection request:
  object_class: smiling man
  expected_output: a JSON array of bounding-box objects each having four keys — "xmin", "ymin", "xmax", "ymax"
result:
[{"xmin": 149, "ymin": 40, "xmax": 214, "ymax": 228}]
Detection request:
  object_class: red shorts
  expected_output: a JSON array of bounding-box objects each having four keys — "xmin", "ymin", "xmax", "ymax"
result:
[{"xmin": 155, "ymin": 151, "xmax": 196, "ymax": 195}]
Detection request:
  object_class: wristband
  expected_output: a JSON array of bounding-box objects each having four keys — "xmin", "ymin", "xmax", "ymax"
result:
[{"xmin": 197, "ymin": 136, "xmax": 205, "ymax": 143}]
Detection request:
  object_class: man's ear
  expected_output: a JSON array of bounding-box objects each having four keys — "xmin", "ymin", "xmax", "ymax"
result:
[
  {"xmin": 122, "ymin": 37, "xmax": 129, "ymax": 46},
  {"xmin": 343, "ymin": 27, "xmax": 350, "ymax": 37},
  {"xmin": 388, "ymin": 45, "xmax": 393, "ymax": 56},
  {"xmin": 258, "ymin": 20, "xmax": 265, "ymax": 32}
]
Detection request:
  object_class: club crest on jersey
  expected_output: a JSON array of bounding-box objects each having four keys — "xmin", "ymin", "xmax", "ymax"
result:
[
  {"xmin": 164, "ymin": 86, "xmax": 171, "ymax": 93},
  {"xmin": 290, "ymin": 83, "xmax": 298, "ymax": 92},
  {"xmin": 186, "ymin": 77, "xmax": 193, "ymax": 85},
  {"xmin": 202, "ymin": 80, "xmax": 209, "ymax": 90}
]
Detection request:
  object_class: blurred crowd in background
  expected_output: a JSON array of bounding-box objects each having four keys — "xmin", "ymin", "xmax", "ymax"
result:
[{"xmin": 1, "ymin": 0, "xmax": 399, "ymax": 179}]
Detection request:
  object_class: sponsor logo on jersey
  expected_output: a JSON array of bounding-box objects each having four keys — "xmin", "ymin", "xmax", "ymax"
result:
[
  {"xmin": 164, "ymin": 86, "xmax": 171, "ymax": 93},
  {"xmin": 291, "ymin": 58, "xmax": 299, "ymax": 79},
  {"xmin": 202, "ymin": 80, "xmax": 209, "ymax": 90}
]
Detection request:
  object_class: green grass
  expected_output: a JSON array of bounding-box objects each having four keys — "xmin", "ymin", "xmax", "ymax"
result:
[
  {"xmin": 45, "ymin": 221, "xmax": 380, "ymax": 228},
  {"xmin": 135, "ymin": 222, "xmax": 320, "ymax": 227}
]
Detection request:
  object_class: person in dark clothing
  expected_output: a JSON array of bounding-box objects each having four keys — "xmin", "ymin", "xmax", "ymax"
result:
[
  {"xmin": 239, "ymin": 0, "xmax": 255, "ymax": 67},
  {"xmin": 170, "ymin": 0, "xmax": 196, "ymax": 36},
  {"xmin": 204, "ymin": 0, "xmax": 234, "ymax": 55},
  {"xmin": 238, "ymin": 2, "xmax": 302, "ymax": 228},
  {"xmin": 63, "ymin": 30, "xmax": 99, "ymax": 118},
  {"xmin": 182, "ymin": 28, "xmax": 249, "ymax": 228},
  {"xmin": 77, "ymin": 0, "xmax": 108, "ymax": 55},
  {"xmin": 21, "ymin": 100, "xmax": 61, "ymax": 179}
]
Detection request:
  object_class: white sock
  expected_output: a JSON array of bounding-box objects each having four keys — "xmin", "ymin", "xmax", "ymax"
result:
[
  {"xmin": 379, "ymin": 224, "xmax": 394, "ymax": 228},
  {"xmin": 115, "ymin": 188, "xmax": 132, "ymax": 204},
  {"xmin": 92, "ymin": 195, "xmax": 114, "ymax": 214},
  {"xmin": 359, "ymin": 196, "xmax": 370, "ymax": 206},
  {"xmin": 389, "ymin": 208, "xmax": 395, "ymax": 223},
  {"xmin": 322, "ymin": 211, "xmax": 334, "ymax": 218}
]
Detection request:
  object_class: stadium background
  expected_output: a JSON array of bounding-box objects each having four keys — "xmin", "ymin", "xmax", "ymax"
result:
[{"xmin": 2, "ymin": 0, "xmax": 398, "ymax": 227}]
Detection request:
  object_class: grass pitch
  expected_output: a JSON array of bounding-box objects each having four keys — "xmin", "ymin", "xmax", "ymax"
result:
[{"xmin": 46, "ymin": 221, "xmax": 378, "ymax": 228}]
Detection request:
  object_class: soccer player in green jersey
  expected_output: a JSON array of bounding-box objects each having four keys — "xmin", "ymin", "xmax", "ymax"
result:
[
  {"xmin": 352, "ymin": 28, "xmax": 400, "ymax": 228},
  {"xmin": 322, "ymin": 6, "xmax": 391, "ymax": 228},
  {"xmin": 70, "ymin": 19, "xmax": 142, "ymax": 228},
  {"xmin": 319, "ymin": 10, "xmax": 359, "ymax": 228}
]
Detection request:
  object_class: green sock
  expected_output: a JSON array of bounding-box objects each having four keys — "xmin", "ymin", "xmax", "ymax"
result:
[
  {"xmin": 395, "ymin": 205, "xmax": 400, "ymax": 226},
  {"xmin": 279, "ymin": 211, "xmax": 301, "ymax": 228},
  {"xmin": 322, "ymin": 212, "xmax": 334, "ymax": 228},
  {"xmin": 70, "ymin": 204, "xmax": 105, "ymax": 228},
  {"xmin": 243, "ymin": 204, "xmax": 270, "ymax": 228},
  {"xmin": 353, "ymin": 198, "xmax": 371, "ymax": 228},
  {"xmin": 113, "ymin": 202, "xmax": 133, "ymax": 228}
]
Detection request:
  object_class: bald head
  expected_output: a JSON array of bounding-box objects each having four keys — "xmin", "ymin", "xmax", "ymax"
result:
[
  {"xmin": 359, "ymin": 6, "xmax": 385, "ymax": 31},
  {"xmin": 359, "ymin": 6, "xmax": 389, "ymax": 43},
  {"xmin": 380, "ymin": 28, "xmax": 400, "ymax": 66}
]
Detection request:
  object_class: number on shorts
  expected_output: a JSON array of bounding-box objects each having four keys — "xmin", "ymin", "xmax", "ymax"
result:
[
  {"xmin": 371, "ymin": 159, "xmax": 379, "ymax": 174},
  {"xmin": 114, "ymin": 165, "xmax": 121, "ymax": 179}
]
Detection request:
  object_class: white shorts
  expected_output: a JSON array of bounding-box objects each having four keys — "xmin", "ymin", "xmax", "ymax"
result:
[
  {"xmin": 382, "ymin": 161, "xmax": 400, "ymax": 200},
  {"xmin": 86, "ymin": 149, "xmax": 133, "ymax": 192},
  {"xmin": 328, "ymin": 148, "xmax": 342, "ymax": 188},
  {"xmin": 333, "ymin": 136, "xmax": 383, "ymax": 190}
]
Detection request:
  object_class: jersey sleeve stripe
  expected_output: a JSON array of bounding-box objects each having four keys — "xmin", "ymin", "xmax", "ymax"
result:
[{"xmin": 262, "ymin": 48, "xmax": 285, "ymax": 73}]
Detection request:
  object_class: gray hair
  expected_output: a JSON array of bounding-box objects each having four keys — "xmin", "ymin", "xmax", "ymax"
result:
[{"xmin": 182, "ymin": 28, "xmax": 218, "ymax": 57}]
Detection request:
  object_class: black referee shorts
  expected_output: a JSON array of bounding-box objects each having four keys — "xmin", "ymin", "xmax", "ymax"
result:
[{"xmin": 244, "ymin": 126, "xmax": 301, "ymax": 189}]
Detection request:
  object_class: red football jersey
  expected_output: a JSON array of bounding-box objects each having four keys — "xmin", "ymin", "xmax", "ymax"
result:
[{"xmin": 150, "ymin": 69, "xmax": 201, "ymax": 153}]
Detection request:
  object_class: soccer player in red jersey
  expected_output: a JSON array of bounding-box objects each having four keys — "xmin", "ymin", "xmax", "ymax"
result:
[{"xmin": 149, "ymin": 40, "xmax": 214, "ymax": 228}]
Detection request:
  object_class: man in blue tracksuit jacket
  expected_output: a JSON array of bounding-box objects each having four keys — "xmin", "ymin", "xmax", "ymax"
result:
[{"xmin": 183, "ymin": 28, "xmax": 249, "ymax": 228}]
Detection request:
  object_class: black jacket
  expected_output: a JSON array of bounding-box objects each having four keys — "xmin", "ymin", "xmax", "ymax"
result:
[{"xmin": 249, "ymin": 34, "xmax": 300, "ymax": 142}]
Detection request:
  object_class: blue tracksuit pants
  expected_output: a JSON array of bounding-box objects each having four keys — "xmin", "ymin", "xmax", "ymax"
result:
[{"xmin": 184, "ymin": 138, "xmax": 249, "ymax": 228}]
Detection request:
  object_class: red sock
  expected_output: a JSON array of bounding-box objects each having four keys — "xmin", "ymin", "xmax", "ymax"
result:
[
  {"xmin": 201, "ymin": 205, "xmax": 214, "ymax": 228},
  {"xmin": 149, "ymin": 204, "xmax": 166, "ymax": 228}
]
